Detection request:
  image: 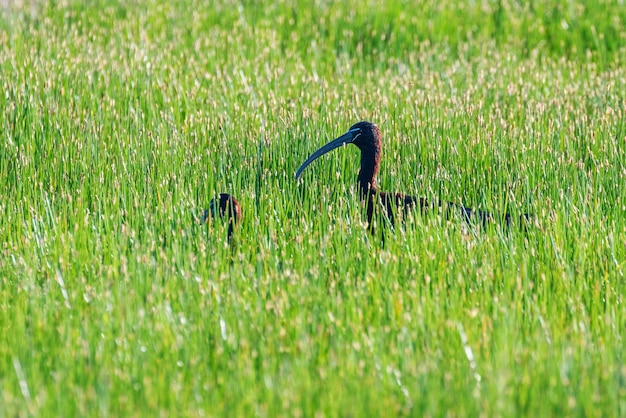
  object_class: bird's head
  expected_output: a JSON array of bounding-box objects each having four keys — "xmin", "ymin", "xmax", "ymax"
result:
[{"xmin": 295, "ymin": 121, "xmax": 381, "ymax": 179}]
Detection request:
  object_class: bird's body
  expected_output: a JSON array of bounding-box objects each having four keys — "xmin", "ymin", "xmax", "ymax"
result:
[
  {"xmin": 203, "ymin": 193, "xmax": 242, "ymax": 242},
  {"xmin": 295, "ymin": 121, "xmax": 520, "ymax": 233}
]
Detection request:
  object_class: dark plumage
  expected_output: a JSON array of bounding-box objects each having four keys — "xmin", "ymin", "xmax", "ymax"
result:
[
  {"xmin": 203, "ymin": 193, "xmax": 242, "ymax": 242},
  {"xmin": 296, "ymin": 121, "xmax": 525, "ymax": 234}
]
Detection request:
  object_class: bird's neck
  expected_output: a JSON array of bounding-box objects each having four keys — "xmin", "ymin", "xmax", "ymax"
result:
[{"xmin": 357, "ymin": 146, "xmax": 380, "ymax": 194}]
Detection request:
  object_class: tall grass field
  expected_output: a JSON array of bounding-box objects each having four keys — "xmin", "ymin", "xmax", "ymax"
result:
[{"xmin": 1, "ymin": 0, "xmax": 625, "ymax": 416}]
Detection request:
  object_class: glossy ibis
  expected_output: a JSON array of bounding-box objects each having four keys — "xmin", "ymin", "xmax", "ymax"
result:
[
  {"xmin": 202, "ymin": 193, "xmax": 242, "ymax": 242},
  {"xmin": 295, "ymin": 121, "xmax": 523, "ymax": 234}
]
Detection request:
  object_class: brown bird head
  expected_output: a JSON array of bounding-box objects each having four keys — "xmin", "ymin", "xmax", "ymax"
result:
[
  {"xmin": 295, "ymin": 121, "xmax": 382, "ymax": 191},
  {"xmin": 203, "ymin": 193, "xmax": 242, "ymax": 241}
]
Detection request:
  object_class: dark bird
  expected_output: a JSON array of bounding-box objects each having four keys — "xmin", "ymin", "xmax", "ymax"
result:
[
  {"xmin": 203, "ymin": 193, "xmax": 242, "ymax": 242},
  {"xmin": 295, "ymin": 121, "xmax": 524, "ymax": 235}
]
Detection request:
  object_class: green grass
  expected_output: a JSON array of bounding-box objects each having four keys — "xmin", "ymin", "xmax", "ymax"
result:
[{"xmin": 1, "ymin": 0, "xmax": 625, "ymax": 416}]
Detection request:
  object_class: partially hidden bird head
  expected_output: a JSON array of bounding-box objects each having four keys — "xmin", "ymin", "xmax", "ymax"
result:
[{"xmin": 203, "ymin": 193, "xmax": 242, "ymax": 242}]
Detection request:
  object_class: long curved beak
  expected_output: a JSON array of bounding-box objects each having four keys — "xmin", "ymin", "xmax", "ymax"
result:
[{"xmin": 295, "ymin": 128, "xmax": 360, "ymax": 179}]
